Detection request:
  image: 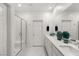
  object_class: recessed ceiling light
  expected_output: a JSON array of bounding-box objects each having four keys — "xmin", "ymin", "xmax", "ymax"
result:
[
  {"xmin": 18, "ymin": 4, "xmax": 22, "ymax": 7},
  {"xmin": 56, "ymin": 6, "xmax": 63, "ymax": 10},
  {"xmin": 49, "ymin": 7, "xmax": 52, "ymax": 10}
]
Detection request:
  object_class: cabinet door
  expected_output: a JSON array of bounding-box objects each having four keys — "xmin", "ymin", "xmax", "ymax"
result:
[
  {"xmin": 51, "ymin": 44, "xmax": 63, "ymax": 56},
  {"xmin": 45, "ymin": 38, "xmax": 52, "ymax": 56},
  {"xmin": 51, "ymin": 45, "xmax": 57, "ymax": 56},
  {"xmin": 45, "ymin": 37, "xmax": 63, "ymax": 56},
  {"xmin": 31, "ymin": 20, "xmax": 43, "ymax": 46}
]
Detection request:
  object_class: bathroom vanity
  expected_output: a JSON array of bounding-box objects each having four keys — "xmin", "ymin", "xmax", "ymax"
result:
[{"xmin": 45, "ymin": 35, "xmax": 79, "ymax": 56}]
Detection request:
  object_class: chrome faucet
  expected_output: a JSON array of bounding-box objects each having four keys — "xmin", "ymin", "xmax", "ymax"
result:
[{"xmin": 75, "ymin": 40, "xmax": 79, "ymax": 49}]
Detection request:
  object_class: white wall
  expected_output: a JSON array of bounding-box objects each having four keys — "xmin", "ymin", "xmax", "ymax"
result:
[
  {"xmin": 0, "ymin": 4, "xmax": 7, "ymax": 55},
  {"xmin": 10, "ymin": 7, "xmax": 16, "ymax": 55}
]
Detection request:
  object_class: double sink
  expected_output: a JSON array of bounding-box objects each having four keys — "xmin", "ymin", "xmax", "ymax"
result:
[{"xmin": 59, "ymin": 44, "xmax": 79, "ymax": 56}]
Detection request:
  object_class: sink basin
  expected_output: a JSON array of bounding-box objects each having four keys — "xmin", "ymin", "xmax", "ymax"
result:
[
  {"xmin": 59, "ymin": 45, "xmax": 79, "ymax": 56},
  {"xmin": 59, "ymin": 44, "xmax": 71, "ymax": 47}
]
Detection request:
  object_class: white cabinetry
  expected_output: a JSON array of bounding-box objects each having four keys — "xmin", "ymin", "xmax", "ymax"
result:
[
  {"xmin": 51, "ymin": 43, "xmax": 63, "ymax": 56},
  {"xmin": 45, "ymin": 36, "xmax": 63, "ymax": 56},
  {"xmin": 45, "ymin": 37, "xmax": 52, "ymax": 56}
]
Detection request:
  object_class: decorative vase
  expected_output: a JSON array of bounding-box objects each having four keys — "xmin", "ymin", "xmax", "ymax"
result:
[
  {"xmin": 62, "ymin": 31, "xmax": 70, "ymax": 43},
  {"xmin": 57, "ymin": 31, "xmax": 62, "ymax": 41}
]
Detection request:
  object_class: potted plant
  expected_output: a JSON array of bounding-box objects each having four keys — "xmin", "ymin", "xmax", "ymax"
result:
[
  {"xmin": 62, "ymin": 31, "xmax": 70, "ymax": 43},
  {"xmin": 57, "ymin": 31, "xmax": 62, "ymax": 40}
]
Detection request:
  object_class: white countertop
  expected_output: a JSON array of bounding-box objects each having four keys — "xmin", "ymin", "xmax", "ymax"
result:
[{"xmin": 45, "ymin": 35, "xmax": 79, "ymax": 56}]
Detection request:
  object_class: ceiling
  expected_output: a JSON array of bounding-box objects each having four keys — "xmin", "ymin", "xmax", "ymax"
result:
[
  {"xmin": 9, "ymin": 3, "xmax": 56, "ymax": 12},
  {"xmin": 9, "ymin": 3, "xmax": 72, "ymax": 13},
  {"xmin": 65, "ymin": 3, "xmax": 79, "ymax": 11}
]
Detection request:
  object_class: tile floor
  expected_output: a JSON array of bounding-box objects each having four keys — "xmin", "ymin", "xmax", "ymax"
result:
[{"xmin": 18, "ymin": 46, "xmax": 47, "ymax": 56}]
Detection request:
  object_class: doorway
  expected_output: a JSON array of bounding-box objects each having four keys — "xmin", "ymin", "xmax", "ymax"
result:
[{"xmin": 31, "ymin": 20, "xmax": 43, "ymax": 47}]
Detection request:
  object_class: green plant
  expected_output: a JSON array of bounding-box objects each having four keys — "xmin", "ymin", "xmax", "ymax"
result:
[{"xmin": 57, "ymin": 31, "xmax": 62, "ymax": 40}]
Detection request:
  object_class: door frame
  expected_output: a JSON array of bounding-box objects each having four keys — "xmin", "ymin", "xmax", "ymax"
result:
[{"xmin": 32, "ymin": 20, "xmax": 44, "ymax": 46}]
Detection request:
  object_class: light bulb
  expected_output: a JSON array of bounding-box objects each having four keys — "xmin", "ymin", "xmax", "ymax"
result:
[
  {"xmin": 18, "ymin": 4, "xmax": 22, "ymax": 7},
  {"xmin": 56, "ymin": 6, "xmax": 63, "ymax": 10},
  {"xmin": 49, "ymin": 7, "xmax": 52, "ymax": 10}
]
